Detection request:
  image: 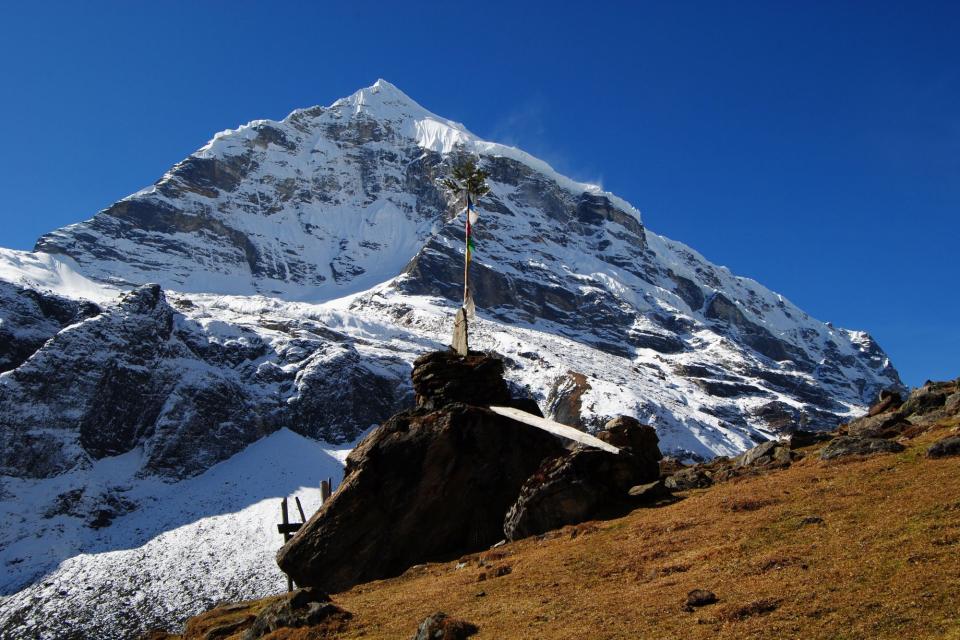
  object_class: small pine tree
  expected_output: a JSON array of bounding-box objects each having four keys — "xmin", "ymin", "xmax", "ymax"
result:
[{"xmin": 441, "ymin": 157, "xmax": 490, "ymax": 204}]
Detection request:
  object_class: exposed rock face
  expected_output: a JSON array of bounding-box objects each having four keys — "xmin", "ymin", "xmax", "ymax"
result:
[
  {"xmin": 503, "ymin": 416, "xmax": 662, "ymax": 540},
  {"xmin": 276, "ymin": 352, "xmax": 564, "ymax": 593},
  {"xmin": 0, "ymin": 281, "xmax": 100, "ymax": 373},
  {"xmin": 0, "ymin": 283, "xmax": 409, "ymax": 480}
]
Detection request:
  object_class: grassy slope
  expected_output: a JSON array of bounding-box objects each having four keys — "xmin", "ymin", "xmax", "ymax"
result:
[{"xmin": 176, "ymin": 422, "xmax": 960, "ymax": 640}]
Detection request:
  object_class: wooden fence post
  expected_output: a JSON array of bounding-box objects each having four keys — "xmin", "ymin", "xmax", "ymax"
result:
[{"xmin": 280, "ymin": 498, "xmax": 293, "ymax": 592}]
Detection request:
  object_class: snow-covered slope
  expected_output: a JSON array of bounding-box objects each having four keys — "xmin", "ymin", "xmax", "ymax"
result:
[
  {"xmin": 0, "ymin": 79, "xmax": 902, "ymax": 638},
  {"xmin": 0, "ymin": 429, "xmax": 349, "ymax": 639}
]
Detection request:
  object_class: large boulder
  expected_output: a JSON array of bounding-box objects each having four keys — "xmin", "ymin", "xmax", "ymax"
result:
[
  {"xmin": 503, "ymin": 416, "xmax": 662, "ymax": 540},
  {"xmin": 277, "ymin": 352, "xmax": 564, "ymax": 593},
  {"xmin": 867, "ymin": 390, "xmax": 903, "ymax": 416},
  {"xmin": 844, "ymin": 412, "xmax": 909, "ymax": 439}
]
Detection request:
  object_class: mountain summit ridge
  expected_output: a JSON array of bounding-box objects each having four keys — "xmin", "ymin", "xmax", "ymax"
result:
[{"xmin": 21, "ymin": 79, "xmax": 901, "ymax": 448}]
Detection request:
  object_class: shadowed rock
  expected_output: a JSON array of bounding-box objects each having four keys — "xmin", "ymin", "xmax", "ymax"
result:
[
  {"xmin": 503, "ymin": 416, "xmax": 662, "ymax": 540},
  {"xmin": 820, "ymin": 436, "xmax": 905, "ymax": 460},
  {"xmin": 277, "ymin": 351, "xmax": 564, "ymax": 593},
  {"xmin": 927, "ymin": 435, "xmax": 960, "ymax": 459},
  {"xmin": 411, "ymin": 350, "xmax": 512, "ymax": 409}
]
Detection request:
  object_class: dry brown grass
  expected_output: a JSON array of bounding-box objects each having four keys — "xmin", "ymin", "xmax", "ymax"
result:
[{"xmin": 181, "ymin": 425, "xmax": 960, "ymax": 640}]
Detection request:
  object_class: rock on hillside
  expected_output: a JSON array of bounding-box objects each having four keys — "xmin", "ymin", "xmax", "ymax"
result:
[{"xmin": 277, "ymin": 351, "xmax": 565, "ymax": 593}]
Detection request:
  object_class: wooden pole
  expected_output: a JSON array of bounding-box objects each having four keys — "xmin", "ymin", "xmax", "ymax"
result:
[
  {"xmin": 294, "ymin": 496, "xmax": 306, "ymax": 522},
  {"xmin": 463, "ymin": 189, "xmax": 469, "ymax": 311},
  {"xmin": 280, "ymin": 498, "xmax": 293, "ymax": 592}
]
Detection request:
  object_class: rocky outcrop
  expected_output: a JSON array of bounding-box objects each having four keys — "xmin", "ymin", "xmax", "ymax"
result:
[
  {"xmin": 241, "ymin": 588, "xmax": 351, "ymax": 640},
  {"xmin": 503, "ymin": 416, "xmax": 662, "ymax": 540},
  {"xmin": 276, "ymin": 352, "xmax": 564, "ymax": 593},
  {"xmin": 411, "ymin": 612, "xmax": 478, "ymax": 640},
  {"xmin": 0, "ymin": 281, "xmax": 100, "ymax": 373},
  {"xmin": 0, "ymin": 283, "xmax": 409, "ymax": 481},
  {"xmin": 820, "ymin": 436, "xmax": 905, "ymax": 460}
]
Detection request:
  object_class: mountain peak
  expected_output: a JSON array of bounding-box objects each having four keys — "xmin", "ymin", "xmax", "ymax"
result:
[{"xmin": 331, "ymin": 78, "xmax": 439, "ymax": 122}]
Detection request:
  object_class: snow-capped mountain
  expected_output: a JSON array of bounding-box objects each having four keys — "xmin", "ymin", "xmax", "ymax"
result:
[{"xmin": 0, "ymin": 79, "xmax": 901, "ymax": 638}]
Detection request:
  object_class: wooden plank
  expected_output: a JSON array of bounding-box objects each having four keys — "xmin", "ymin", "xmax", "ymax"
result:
[
  {"xmin": 488, "ymin": 405, "xmax": 620, "ymax": 455},
  {"xmin": 321, "ymin": 480, "xmax": 330, "ymax": 504},
  {"xmin": 277, "ymin": 523, "xmax": 303, "ymax": 535},
  {"xmin": 452, "ymin": 307, "xmax": 468, "ymax": 356},
  {"xmin": 294, "ymin": 496, "xmax": 306, "ymax": 522},
  {"xmin": 279, "ymin": 497, "xmax": 293, "ymax": 592}
]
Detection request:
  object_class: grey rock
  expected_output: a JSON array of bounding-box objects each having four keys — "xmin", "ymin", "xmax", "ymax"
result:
[
  {"xmin": 411, "ymin": 612, "xmax": 478, "ymax": 640},
  {"xmin": 845, "ymin": 411, "xmax": 908, "ymax": 439},
  {"xmin": 503, "ymin": 421, "xmax": 662, "ymax": 541},
  {"xmin": 820, "ymin": 436, "xmax": 905, "ymax": 460},
  {"xmin": 927, "ymin": 435, "xmax": 960, "ymax": 459},
  {"xmin": 628, "ymin": 479, "xmax": 671, "ymax": 502},
  {"xmin": 732, "ymin": 440, "xmax": 793, "ymax": 468},
  {"xmin": 241, "ymin": 588, "xmax": 351, "ymax": 640},
  {"xmin": 664, "ymin": 467, "xmax": 713, "ymax": 490}
]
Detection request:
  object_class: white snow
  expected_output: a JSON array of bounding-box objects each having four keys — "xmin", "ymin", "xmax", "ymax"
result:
[
  {"xmin": 0, "ymin": 429, "xmax": 345, "ymax": 639},
  {"xmin": 0, "ymin": 248, "xmax": 117, "ymax": 302}
]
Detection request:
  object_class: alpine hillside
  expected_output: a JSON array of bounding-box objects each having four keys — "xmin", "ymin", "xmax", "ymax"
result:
[{"xmin": 0, "ymin": 79, "xmax": 902, "ymax": 639}]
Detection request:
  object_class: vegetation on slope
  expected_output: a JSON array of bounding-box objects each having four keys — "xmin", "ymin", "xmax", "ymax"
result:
[{"xmin": 157, "ymin": 384, "xmax": 960, "ymax": 640}]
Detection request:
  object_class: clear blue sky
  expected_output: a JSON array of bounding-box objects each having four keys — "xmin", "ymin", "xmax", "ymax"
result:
[{"xmin": 0, "ymin": 1, "xmax": 956, "ymax": 387}]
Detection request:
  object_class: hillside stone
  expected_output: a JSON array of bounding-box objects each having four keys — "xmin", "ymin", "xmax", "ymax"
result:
[
  {"xmin": 277, "ymin": 352, "xmax": 564, "ymax": 593},
  {"xmin": 927, "ymin": 435, "xmax": 960, "ymax": 459},
  {"xmin": 820, "ymin": 436, "xmax": 905, "ymax": 460},
  {"xmin": 732, "ymin": 440, "xmax": 792, "ymax": 468},
  {"xmin": 241, "ymin": 588, "xmax": 351, "ymax": 640},
  {"xmin": 844, "ymin": 411, "xmax": 909, "ymax": 439},
  {"xmin": 664, "ymin": 467, "xmax": 713, "ymax": 490},
  {"xmin": 411, "ymin": 612, "xmax": 478, "ymax": 640},
  {"xmin": 503, "ymin": 417, "xmax": 662, "ymax": 540}
]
